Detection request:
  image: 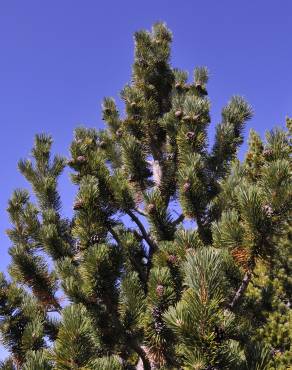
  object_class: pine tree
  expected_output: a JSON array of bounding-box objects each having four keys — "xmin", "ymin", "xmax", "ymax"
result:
[{"xmin": 0, "ymin": 23, "xmax": 291, "ymax": 369}]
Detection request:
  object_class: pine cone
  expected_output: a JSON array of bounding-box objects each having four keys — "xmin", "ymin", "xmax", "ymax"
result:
[
  {"xmin": 76, "ymin": 155, "xmax": 86, "ymax": 163},
  {"xmin": 167, "ymin": 254, "xmax": 177, "ymax": 264},
  {"xmin": 147, "ymin": 203, "xmax": 156, "ymax": 214},
  {"xmin": 89, "ymin": 234, "xmax": 100, "ymax": 245},
  {"xmin": 152, "ymin": 306, "xmax": 161, "ymax": 319},
  {"xmin": 183, "ymin": 182, "xmax": 191, "ymax": 192},
  {"xmin": 73, "ymin": 200, "xmax": 84, "ymax": 210},
  {"xmin": 152, "ymin": 306, "xmax": 165, "ymax": 334},
  {"xmin": 116, "ymin": 128, "xmax": 123, "ymax": 137},
  {"xmin": 186, "ymin": 131, "xmax": 195, "ymax": 140},
  {"xmin": 263, "ymin": 148, "xmax": 273, "ymax": 158},
  {"xmin": 156, "ymin": 284, "xmax": 164, "ymax": 297},
  {"xmin": 196, "ymin": 83, "xmax": 206, "ymax": 95},
  {"xmin": 175, "ymin": 82, "xmax": 182, "ymax": 89},
  {"xmin": 130, "ymin": 102, "xmax": 137, "ymax": 108},
  {"xmin": 103, "ymin": 107, "xmax": 111, "ymax": 114},
  {"xmin": 154, "ymin": 320, "xmax": 164, "ymax": 334},
  {"xmin": 175, "ymin": 110, "xmax": 183, "ymax": 118}
]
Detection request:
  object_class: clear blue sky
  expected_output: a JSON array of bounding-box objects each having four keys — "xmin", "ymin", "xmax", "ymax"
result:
[{"xmin": 0, "ymin": 0, "xmax": 291, "ymax": 359}]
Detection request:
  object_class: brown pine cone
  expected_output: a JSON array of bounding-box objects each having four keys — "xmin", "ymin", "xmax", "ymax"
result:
[
  {"xmin": 167, "ymin": 254, "xmax": 177, "ymax": 264},
  {"xmin": 156, "ymin": 284, "xmax": 164, "ymax": 297},
  {"xmin": 186, "ymin": 131, "xmax": 195, "ymax": 140},
  {"xmin": 73, "ymin": 200, "xmax": 84, "ymax": 210},
  {"xmin": 147, "ymin": 203, "xmax": 156, "ymax": 214},
  {"xmin": 76, "ymin": 156, "xmax": 86, "ymax": 163},
  {"xmin": 183, "ymin": 182, "xmax": 191, "ymax": 192}
]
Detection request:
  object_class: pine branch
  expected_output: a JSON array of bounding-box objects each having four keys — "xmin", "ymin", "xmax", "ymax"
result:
[
  {"xmin": 109, "ymin": 226, "xmax": 147, "ymax": 285},
  {"xmin": 131, "ymin": 343, "xmax": 151, "ymax": 370},
  {"xmin": 172, "ymin": 213, "xmax": 184, "ymax": 226},
  {"xmin": 135, "ymin": 207, "xmax": 148, "ymax": 217},
  {"xmin": 127, "ymin": 210, "xmax": 158, "ymax": 254},
  {"xmin": 228, "ymin": 270, "xmax": 252, "ymax": 309},
  {"xmin": 109, "ymin": 226, "xmax": 122, "ymax": 246}
]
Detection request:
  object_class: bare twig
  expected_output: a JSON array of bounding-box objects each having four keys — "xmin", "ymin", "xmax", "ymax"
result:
[{"xmin": 228, "ymin": 271, "xmax": 252, "ymax": 309}]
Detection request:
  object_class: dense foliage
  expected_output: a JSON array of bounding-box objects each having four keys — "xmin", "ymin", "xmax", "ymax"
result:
[{"xmin": 0, "ymin": 23, "xmax": 291, "ymax": 369}]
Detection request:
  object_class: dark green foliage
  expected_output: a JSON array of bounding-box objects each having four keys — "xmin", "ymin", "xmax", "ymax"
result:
[
  {"xmin": 52, "ymin": 304, "xmax": 101, "ymax": 369},
  {"xmin": 0, "ymin": 23, "xmax": 291, "ymax": 369}
]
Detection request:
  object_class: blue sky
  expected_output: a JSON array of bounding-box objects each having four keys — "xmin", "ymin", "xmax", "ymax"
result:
[{"xmin": 0, "ymin": 0, "xmax": 292, "ymax": 360}]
